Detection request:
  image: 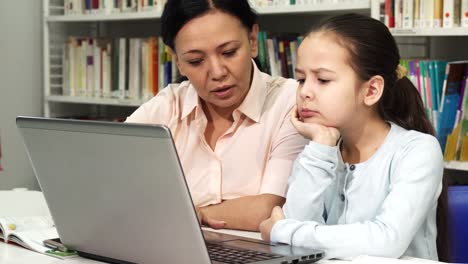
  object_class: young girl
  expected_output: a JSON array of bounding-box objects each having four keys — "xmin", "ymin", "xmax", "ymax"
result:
[{"xmin": 259, "ymin": 13, "xmax": 447, "ymax": 261}]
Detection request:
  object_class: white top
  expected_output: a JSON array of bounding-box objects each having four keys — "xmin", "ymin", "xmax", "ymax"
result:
[{"xmin": 271, "ymin": 123, "xmax": 444, "ymax": 260}]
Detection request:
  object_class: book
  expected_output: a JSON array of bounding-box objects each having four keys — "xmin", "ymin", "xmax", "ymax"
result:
[
  {"xmin": 0, "ymin": 216, "xmax": 77, "ymax": 259},
  {"xmin": 402, "ymin": 0, "xmax": 414, "ymax": 28},
  {"xmin": 438, "ymin": 61, "xmax": 468, "ymax": 151},
  {"xmin": 462, "ymin": 0, "xmax": 468, "ymax": 27},
  {"xmin": 0, "ymin": 135, "xmax": 3, "ymax": 171},
  {"xmin": 443, "ymin": 0, "xmax": 461, "ymax": 28},
  {"xmin": 385, "ymin": 0, "xmax": 395, "ymax": 28}
]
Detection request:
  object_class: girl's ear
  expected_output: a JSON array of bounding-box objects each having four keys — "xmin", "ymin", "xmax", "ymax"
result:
[
  {"xmin": 363, "ymin": 75, "xmax": 384, "ymax": 106},
  {"xmin": 249, "ymin": 24, "xmax": 259, "ymax": 58},
  {"xmin": 171, "ymin": 47, "xmax": 185, "ymax": 76}
]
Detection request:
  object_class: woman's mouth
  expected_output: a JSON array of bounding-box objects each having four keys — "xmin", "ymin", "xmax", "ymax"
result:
[{"xmin": 212, "ymin": 86, "xmax": 234, "ymax": 98}]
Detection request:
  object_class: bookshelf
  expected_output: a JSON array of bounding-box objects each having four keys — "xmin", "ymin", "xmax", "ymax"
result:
[
  {"xmin": 43, "ymin": 0, "xmax": 468, "ymax": 171},
  {"xmin": 43, "ymin": 0, "xmax": 375, "ymax": 119}
]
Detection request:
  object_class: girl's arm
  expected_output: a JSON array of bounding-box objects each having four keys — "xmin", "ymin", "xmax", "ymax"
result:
[
  {"xmin": 271, "ymin": 135, "xmax": 443, "ymax": 259},
  {"xmin": 283, "ymin": 141, "xmax": 340, "ymax": 222}
]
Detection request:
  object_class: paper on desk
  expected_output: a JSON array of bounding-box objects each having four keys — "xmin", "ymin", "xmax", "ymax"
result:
[{"xmin": 351, "ymin": 255, "xmax": 446, "ymax": 264}]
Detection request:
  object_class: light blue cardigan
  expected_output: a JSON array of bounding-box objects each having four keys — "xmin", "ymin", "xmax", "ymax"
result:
[{"xmin": 271, "ymin": 123, "xmax": 443, "ymax": 260}]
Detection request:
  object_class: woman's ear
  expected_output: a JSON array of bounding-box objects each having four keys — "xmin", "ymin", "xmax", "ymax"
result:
[
  {"xmin": 249, "ymin": 24, "xmax": 259, "ymax": 58},
  {"xmin": 363, "ymin": 75, "xmax": 384, "ymax": 106},
  {"xmin": 171, "ymin": 47, "xmax": 185, "ymax": 76}
]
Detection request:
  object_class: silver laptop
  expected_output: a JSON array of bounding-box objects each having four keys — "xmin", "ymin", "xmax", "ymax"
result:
[{"xmin": 16, "ymin": 116, "xmax": 323, "ymax": 264}]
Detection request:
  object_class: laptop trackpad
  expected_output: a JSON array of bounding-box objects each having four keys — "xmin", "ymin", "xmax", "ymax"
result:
[
  {"xmin": 222, "ymin": 239, "xmax": 276, "ymax": 253},
  {"xmin": 222, "ymin": 239, "xmax": 313, "ymax": 257}
]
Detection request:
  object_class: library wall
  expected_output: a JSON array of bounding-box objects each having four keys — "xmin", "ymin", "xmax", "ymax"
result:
[{"xmin": 0, "ymin": 1, "xmax": 43, "ymax": 190}]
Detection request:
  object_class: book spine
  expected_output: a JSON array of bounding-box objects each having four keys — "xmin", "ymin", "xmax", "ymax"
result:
[
  {"xmin": 433, "ymin": 0, "xmax": 443, "ymax": 27},
  {"xmin": 152, "ymin": 37, "xmax": 159, "ymax": 96},
  {"xmin": 385, "ymin": 0, "xmax": 395, "ymax": 28},
  {"xmin": 424, "ymin": 0, "xmax": 434, "ymax": 28},
  {"xmin": 444, "ymin": 0, "xmax": 456, "ymax": 27},
  {"xmin": 414, "ymin": 0, "xmax": 420, "ymax": 28},
  {"xmin": 140, "ymin": 39, "xmax": 147, "ymax": 99},
  {"xmin": 93, "ymin": 39, "xmax": 102, "ymax": 97},
  {"xmin": 463, "ymin": 0, "xmax": 468, "ymax": 27},
  {"xmin": 86, "ymin": 39, "xmax": 94, "ymax": 97},
  {"xmin": 402, "ymin": 0, "xmax": 414, "ymax": 29}
]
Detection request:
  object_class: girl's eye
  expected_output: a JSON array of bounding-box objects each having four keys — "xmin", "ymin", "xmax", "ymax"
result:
[
  {"xmin": 296, "ymin": 79, "xmax": 305, "ymax": 85},
  {"xmin": 318, "ymin": 79, "xmax": 330, "ymax": 84},
  {"xmin": 188, "ymin": 59, "xmax": 202, "ymax": 66}
]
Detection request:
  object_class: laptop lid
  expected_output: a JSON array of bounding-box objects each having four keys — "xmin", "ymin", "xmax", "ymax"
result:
[
  {"xmin": 17, "ymin": 116, "xmax": 324, "ymax": 264},
  {"xmin": 16, "ymin": 117, "xmax": 211, "ymax": 264}
]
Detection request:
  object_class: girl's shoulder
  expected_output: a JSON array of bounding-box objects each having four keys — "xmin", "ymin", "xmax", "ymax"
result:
[{"xmin": 386, "ymin": 123, "xmax": 442, "ymax": 160}]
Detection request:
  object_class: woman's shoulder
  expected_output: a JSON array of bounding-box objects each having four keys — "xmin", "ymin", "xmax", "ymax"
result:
[
  {"xmin": 262, "ymin": 73, "xmax": 298, "ymax": 92},
  {"xmin": 143, "ymin": 81, "xmax": 191, "ymax": 105},
  {"xmin": 258, "ymin": 73, "xmax": 298, "ymax": 103}
]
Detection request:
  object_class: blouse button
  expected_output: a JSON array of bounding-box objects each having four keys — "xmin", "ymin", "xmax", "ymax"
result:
[{"xmin": 350, "ymin": 164, "xmax": 356, "ymax": 171}]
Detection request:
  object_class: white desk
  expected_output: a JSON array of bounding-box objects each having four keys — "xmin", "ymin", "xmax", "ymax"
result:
[
  {"xmin": 0, "ymin": 191, "xmax": 445, "ymax": 264},
  {"xmin": 0, "ymin": 236, "xmax": 444, "ymax": 264}
]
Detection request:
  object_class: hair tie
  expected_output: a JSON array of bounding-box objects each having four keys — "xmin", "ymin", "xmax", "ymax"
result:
[{"xmin": 396, "ymin": 65, "xmax": 408, "ymax": 80}]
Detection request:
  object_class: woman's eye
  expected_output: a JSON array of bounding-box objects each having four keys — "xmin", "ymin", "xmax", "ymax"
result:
[
  {"xmin": 223, "ymin": 49, "xmax": 237, "ymax": 57},
  {"xmin": 296, "ymin": 79, "xmax": 305, "ymax": 84}
]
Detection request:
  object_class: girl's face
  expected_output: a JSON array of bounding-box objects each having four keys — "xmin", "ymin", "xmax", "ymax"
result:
[
  {"xmin": 173, "ymin": 10, "xmax": 258, "ymax": 114},
  {"xmin": 295, "ymin": 32, "xmax": 366, "ymax": 129}
]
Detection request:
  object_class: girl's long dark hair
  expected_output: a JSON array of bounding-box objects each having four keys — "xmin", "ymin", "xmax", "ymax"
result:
[{"xmin": 307, "ymin": 13, "xmax": 449, "ymax": 261}]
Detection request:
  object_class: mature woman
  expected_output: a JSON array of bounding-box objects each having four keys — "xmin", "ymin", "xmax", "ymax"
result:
[{"xmin": 126, "ymin": 0, "xmax": 307, "ymax": 231}]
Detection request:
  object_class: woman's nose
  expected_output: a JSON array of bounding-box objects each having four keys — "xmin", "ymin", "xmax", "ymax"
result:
[{"xmin": 209, "ymin": 57, "xmax": 228, "ymax": 81}]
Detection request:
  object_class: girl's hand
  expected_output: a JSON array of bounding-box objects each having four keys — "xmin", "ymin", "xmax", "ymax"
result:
[
  {"xmin": 290, "ymin": 105, "xmax": 340, "ymax": 146},
  {"xmin": 259, "ymin": 206, "xmax": 285, "ymax": 241}
]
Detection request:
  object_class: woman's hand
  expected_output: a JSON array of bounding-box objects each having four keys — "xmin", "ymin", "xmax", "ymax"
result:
[
  {"xmin": 196, "ymin": 207, "xmax": 226, "ymax": 229},
  {"xmin": 290, "ymin": 105, "xmax": 340, "ymax": 146},
  {"xmin": 259, "ymin": 206, "xmax": 285, "ymax": 241}
]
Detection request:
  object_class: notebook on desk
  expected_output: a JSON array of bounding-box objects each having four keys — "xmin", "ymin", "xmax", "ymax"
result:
[{"xmin": 16, "ymin": 116, "xmax": 324, "ymax": 264}]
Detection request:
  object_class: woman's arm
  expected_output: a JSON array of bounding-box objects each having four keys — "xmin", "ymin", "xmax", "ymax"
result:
[{"xmin": 198, "ymin": 193, "xmax": 285, "ymax": 231}]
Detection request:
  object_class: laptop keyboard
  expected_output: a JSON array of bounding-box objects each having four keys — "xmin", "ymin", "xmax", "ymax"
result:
[{"xmin": 207, "ymin": 243, "xmax": 283, "ymax": 264}]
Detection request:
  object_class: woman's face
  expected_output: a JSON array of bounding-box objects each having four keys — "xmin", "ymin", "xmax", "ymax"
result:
[{"xmin": 173, "ymin": 10, "xmax": 258, "ymax": 114}]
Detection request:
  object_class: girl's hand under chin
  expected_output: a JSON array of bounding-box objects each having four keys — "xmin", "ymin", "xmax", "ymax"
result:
[{"xmin": 290, "ymin": 105, "xmax": 341, "ymax": 146}]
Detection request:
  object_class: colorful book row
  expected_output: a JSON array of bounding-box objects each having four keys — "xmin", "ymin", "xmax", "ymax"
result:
[
  {"xmin": 64, "ymin": 0, "xmax": 167, "ymax": 15},
  {"xmin": 383, "ymin": 0, "xmax": 468, "ymax": 29},
  {"xmin": 61, "ymin": 36, "xmax": 178, "ymax": 101}
]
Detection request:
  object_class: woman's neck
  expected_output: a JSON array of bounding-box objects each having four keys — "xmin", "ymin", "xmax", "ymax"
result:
[
  {"xmin": 340, "ymin": 117, "xmax": 390, "ymax": 165},
  {"xmin": 202, "ymin": 101, "xmax": 235, "ymax": 123}
]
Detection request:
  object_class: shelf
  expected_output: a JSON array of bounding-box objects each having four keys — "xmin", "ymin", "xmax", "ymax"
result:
[
  {"xmin": 46, "ymin": 1, "xmax": 371, "ymax": 22},
  {"xmin": 254, "ymin": 1, "xmax": 371, "ymax": 15},
  {"xmin": 390, "ymin": 27, "xmax": 468, "ymax": 36},
  {"xmin": 46, "ymin": 95, "xmax": 144, "ymax": 107},
  {"xmin": 445, "ymin": 161, "xmax": 468, "ymax": 171},
  {"xmin": 45, "ymin": 11, "xmax": 162, "ymax": 22}
]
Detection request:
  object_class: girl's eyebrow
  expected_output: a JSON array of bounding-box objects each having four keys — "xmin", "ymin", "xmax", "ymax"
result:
[{"xmin": 295, "ymin": 67, "xmax": 336, "ymax": 74}]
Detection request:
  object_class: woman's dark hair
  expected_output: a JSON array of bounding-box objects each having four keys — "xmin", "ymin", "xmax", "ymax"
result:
[
  {"xmin": 161, "ymin": 0, "xmax": 258, "ymax": 50},
  {"xmin": 307, "ymin": 13, "xmax": 449, "ymax": 261}
]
